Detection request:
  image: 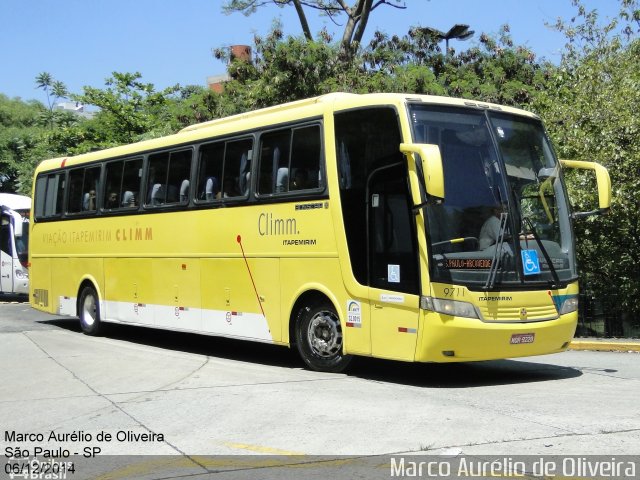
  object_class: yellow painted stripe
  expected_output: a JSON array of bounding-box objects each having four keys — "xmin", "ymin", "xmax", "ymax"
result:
[
  {"xmin": 570, "ymin": 341, "xmax": 640, "ymax": 352},
  {"xmin": 93, "ymin": 457, "xmax": 198, "ymax": 480},
  {"xmin": 224, "ymin": 442, "xmax": 306, "ymax": 456}
]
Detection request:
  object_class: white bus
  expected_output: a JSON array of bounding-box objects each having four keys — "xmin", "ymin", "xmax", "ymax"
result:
[{"xmin": 0, "ymin": 193, "xmax": 30, "ymax": 296}]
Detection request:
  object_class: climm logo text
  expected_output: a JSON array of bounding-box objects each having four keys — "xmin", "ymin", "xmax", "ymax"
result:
[{"xmin": 258, "ymin": 212, "xmax": 298, "ymax": 236}]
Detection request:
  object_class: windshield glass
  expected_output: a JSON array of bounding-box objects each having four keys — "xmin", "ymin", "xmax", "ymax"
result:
[{"xmin": 409, "ymin": 104, "xmax": 576, "ymax": 288}]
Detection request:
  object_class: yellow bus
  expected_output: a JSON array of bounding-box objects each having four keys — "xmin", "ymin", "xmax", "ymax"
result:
[{"xmin": 29, "ymin": 93, "xmax": 611, "ymax": 372}]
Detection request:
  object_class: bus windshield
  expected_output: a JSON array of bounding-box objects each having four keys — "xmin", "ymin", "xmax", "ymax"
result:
[
  {"xmin": 16, "ymin": 217, "xmax": 29, "ymax": 267},
  {"xmin": 409, "ymin": 104, "xmax": 576, "ymax": 288}
]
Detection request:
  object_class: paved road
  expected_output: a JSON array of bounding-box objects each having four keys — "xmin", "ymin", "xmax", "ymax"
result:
[{"xmin": 1, "ymin": 300, "xmax": 638, "ymax": 477}]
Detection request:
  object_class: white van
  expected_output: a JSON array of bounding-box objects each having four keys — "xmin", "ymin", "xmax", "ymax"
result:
[{"xmin": 0, "ymin": 193, "xmax": 30, "ymax": 296}]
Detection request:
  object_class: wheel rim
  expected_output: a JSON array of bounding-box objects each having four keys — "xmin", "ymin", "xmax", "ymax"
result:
[
  {"xmin": 82, "ymin": 294, "xmax": 96, "ymax": 326},
  {"xmin": 307, "ymin": 310, "xmax": 342, "ymax": 358}
]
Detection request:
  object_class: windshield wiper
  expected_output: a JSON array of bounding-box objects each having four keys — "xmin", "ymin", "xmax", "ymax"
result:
[
  {"xmin": 484, "ymin": 212, "xmax": 509, "ymax": 290},
  {"xmin": 522, "ymin": 216, "xmax": 561, "ymax": 288}
]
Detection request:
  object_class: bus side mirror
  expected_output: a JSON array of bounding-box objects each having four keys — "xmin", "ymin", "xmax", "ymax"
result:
[
  {"xmin": 400, "ymin": 143, "xmax": 445, "ymax": 201},
  {"xmin": 2, "ymin": 211, "xmax": 24, "ymax": 236},
  {"xmin": 14, "ymin": 220, "xmax": 24, "ymax": 237},
  {"xmin": 560, "ymin": 159, "xmax": 611, "ymax": 218}
]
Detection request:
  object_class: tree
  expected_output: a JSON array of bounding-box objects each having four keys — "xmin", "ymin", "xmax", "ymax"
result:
[
  {"xmin": 168, "ymin": 86, "xmax": 231, "ymax": 128},
  {"xmin": 360, "ymin": 24, "xmax": 551, "ymax": 106},
  {"xmin": 211, "ymin": 20, "xmax": 553, "ymax": 114},
  {"xmin": 214, "ymin": 25, "xmax": 354, "ymax": 109},
  {"xmin": 72, "ymin": 72, "xmax": 181, "ymax": 146},
  {"xmin": 35, "ymin": 72, "xmax": 69, "ymax": 129},
  {"xmin": 222, "ymin": 0, "xmax": 406, "ymax": 58},
  {"xmin": 0, "ymin": 95, "xmax": 50, "ymax": 193}
]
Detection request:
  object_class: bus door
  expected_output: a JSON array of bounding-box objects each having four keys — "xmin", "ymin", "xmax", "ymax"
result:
[
  {"xmin": 367, "ymin": 163, "xmax": 421, "ymax": 361},
  {"xmin": 0, "ymin": 212, "xmax": 14, "ymax": 293}
]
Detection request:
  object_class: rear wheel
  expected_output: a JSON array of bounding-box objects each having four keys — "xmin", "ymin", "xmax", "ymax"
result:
[
  {"xmin": 78, "ymin": 285, "xmax": 102, "ymax": 336},
  {"xmin": 295, "ymin": 302, "xmax": 352, "ymax": 373}
]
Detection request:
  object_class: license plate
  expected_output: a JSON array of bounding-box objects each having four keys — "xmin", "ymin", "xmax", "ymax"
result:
[{"xmin": 510, "ymin": 333, "xmax": 535, "ymax": 344}]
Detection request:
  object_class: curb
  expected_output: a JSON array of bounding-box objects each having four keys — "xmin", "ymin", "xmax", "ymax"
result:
[{"xmin": 570, "ymin": 340, "xmax": 640, "ymax": 352}]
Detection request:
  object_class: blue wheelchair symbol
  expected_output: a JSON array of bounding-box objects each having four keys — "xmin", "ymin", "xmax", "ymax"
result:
[{"xmin": 521, "ymin": 249, "xmax": 541, "ymax": 275}]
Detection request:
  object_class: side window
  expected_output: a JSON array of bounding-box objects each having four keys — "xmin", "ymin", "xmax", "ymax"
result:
[
  {"xmin": 196, "ymin": 138, "xmax": 252, "ymax": 202},
  {"xmin": 48, "ymin": 174, "xmax": 65, "ymax": 217},
  {"xmin": 169, "ymin": 150, "xmax": 192, "ymax": 204},
  {"xmin": 224, "ymin": 139, "xmax": 252, "ymax": 198},
  {"xmin": 258, "ymin": 130, "xmax": 291, "ymax": 195},
  {"xmin": 197, "ymin": 142, "xmax": 224, "ymax": 201},
  {"xmin": 67, "ymin": 169, "xmax": 84, "ymax": 213},
  {"xmin": 103, "ymin": 158, "xmax": 142, "ymax": 210},
  {"xmin": 67, "ymin": 166, "xmax": 100, "ymax": 214},
  {"xmin": 147, "ymin": 150, "xmax": 192, "ymax": 206},
  {"xmin": 34, "ymin": 176, "xmax": 47, "ymax": 219},
  {"xmin": 257, "ymin": 124, "xmax": 323, "ymax": 196},
  {"xmin": 121, "ymin": 159, "xmax": 142, "ymax": 207},
  {"xmin": 147, "ymin": 152, "xmax": 169, "ymax": 206},
  {"xmin": 290, "ymin": 125, "xmax": 322, "ymax": 191},
  {"xmin": 34, "ymin": 172, "xmax": 65, "ymax": 219},
  {"xmin": 104, "ymin": 161, "xmax": 124, "ymax": 210}
]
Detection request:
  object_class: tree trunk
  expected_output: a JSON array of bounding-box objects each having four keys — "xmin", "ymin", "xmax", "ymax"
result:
[
  {"xmin": 292, "ymin": 0, "xmax": 313, "ymax": 41},
  {"xmin": 352, "ymin": 0, "xmax": 373, "ymax": 45}
]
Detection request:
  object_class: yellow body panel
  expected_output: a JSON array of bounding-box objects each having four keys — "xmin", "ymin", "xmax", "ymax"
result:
[
  {"xmin": 369, "ymin": 288, "xmax": 420, "ymax": 361},
  {"xmin": 30, "ymin": 201, "xmax": 343, "ymax": 344}
]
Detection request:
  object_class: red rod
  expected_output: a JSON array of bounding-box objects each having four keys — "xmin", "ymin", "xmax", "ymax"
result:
[{"xmin": 236, "ymin": 235, "xmax": 266, "ymax": 318}]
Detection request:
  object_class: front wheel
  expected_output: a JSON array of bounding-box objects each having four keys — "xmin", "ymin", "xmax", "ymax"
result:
[
  {"xmin": 295, "ymin": 303, "xmax": 352, "ymax": 373},
  {"xmin": 78, "ymin": 285, "xmax": 103, "ymax": 336}
]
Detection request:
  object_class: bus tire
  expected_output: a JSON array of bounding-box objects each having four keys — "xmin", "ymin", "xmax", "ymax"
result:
[
  {"xmin": 295, "ymin": 302, "xmax": 352, "ymax": 373},
  {"xmin": 78, "ymin": 285, "xmax": 103, "ymax": 336}
]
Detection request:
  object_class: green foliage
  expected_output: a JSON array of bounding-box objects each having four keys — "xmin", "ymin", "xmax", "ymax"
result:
[
  {"xmin": 210, "ymin": 21, "xmax": 552, "ymax": 109},
  {"xmin": 358, "ymin": 25, "xmax": 552, "ymax": 105},
  {"xmin": 0, "ymin": 94, "xmax": 51, "ymax": 193},
  {"xmin": 166, "ymin": 86, "xmax": 230, "ymax": 128},
  {"xmin": 215, "ymin": 26, "xmax": 352, "ymax": 109},
  {"xmin": 71, "ymin": 72, "xmax": 181, "ymax": 146},
  {"xmin": 35, "ymin": 72, "xmax": 69, "ymax": 130},
  {"xmin": 4, "ymin": 73, "xmax": 197, "ymax": 192},
  {"xmin": 537, "ymin": 0, "xmax": 640, "ymax": 318}
]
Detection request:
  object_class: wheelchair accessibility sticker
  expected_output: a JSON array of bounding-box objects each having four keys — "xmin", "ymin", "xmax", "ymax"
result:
[{"xmin": 521, "ymin": 249, "xmax": 541, "ymax": 275}]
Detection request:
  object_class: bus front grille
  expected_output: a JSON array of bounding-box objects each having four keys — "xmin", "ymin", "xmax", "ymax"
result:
[{"xmin": 478, "ymin": 304, "xmax": 558, "ymax": 323}]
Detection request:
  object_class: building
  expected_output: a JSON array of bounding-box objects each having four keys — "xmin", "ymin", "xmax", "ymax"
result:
[
  {"xmin": 55, "ymin": 101, "xmax": 94, "ymax": 119},
  {"xmin": 207, "ymin": 45, "xmax": 252, "ymax": 93}
]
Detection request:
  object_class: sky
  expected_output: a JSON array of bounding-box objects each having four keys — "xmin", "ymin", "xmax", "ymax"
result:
[{"xmin": 1, "ymin": 0, "xmax": 622, "ymax": 104}]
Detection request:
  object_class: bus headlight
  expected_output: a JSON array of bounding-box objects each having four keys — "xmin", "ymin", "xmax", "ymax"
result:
[
  {"xmin": 421, "ymin": 296, "xmax": 479, "ymax": 319},
  {"xmin": 15, "ymin": 269, "xmax": 28, "ymax": 279},
  {"xmin": 559, "ymin": 296, "xmax": 579, "ymax": 314}
]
